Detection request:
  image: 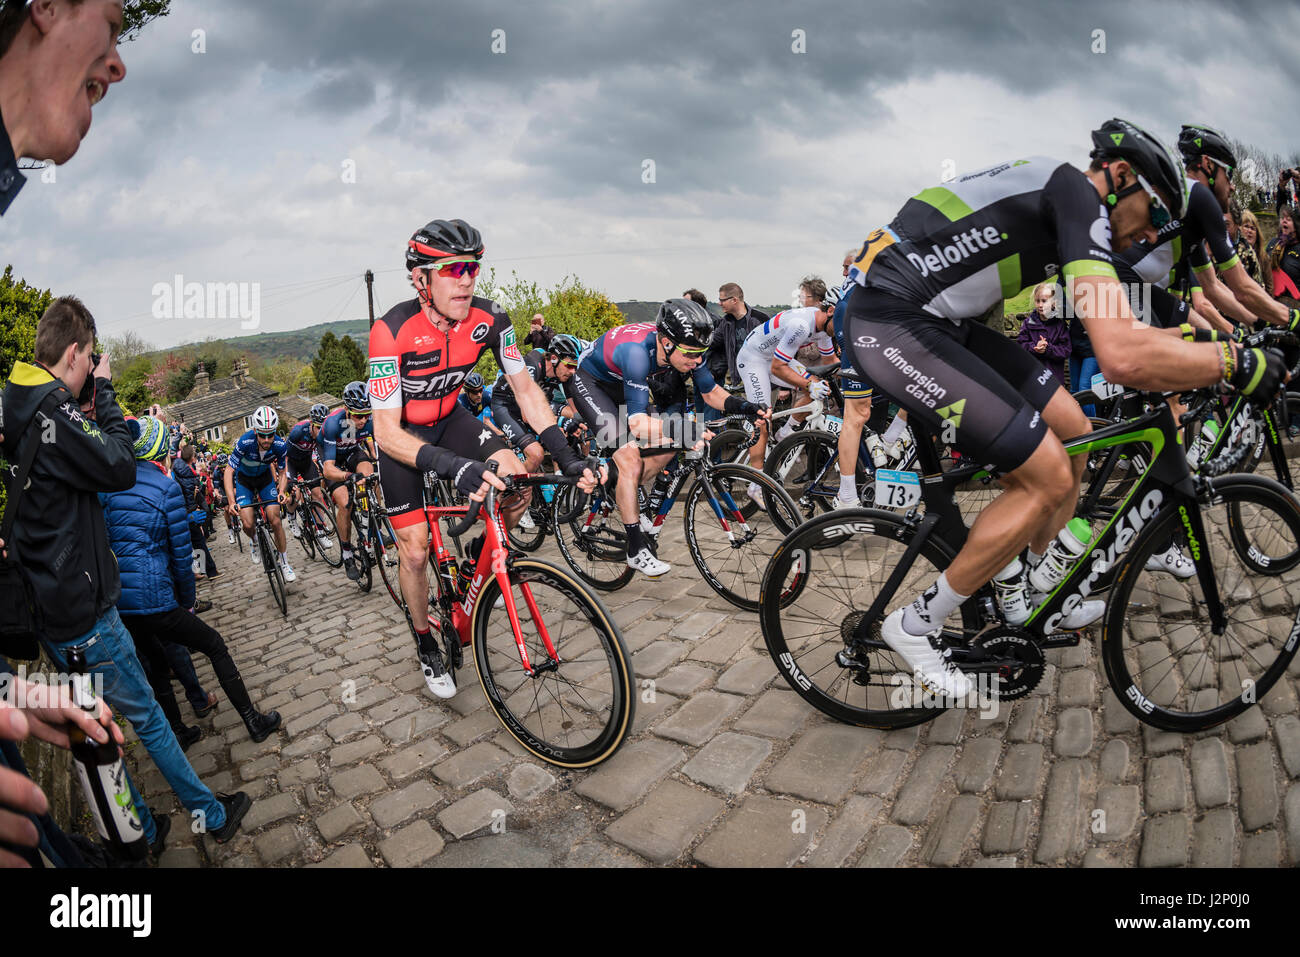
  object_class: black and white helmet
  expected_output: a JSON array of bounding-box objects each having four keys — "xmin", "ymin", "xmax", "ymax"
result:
[
  {"xmin": 655, "ymin": 298, "xmax": 715, "ymax": 350},
  {"xmin": 342, "ymin": 381, "xmax": 371, "ymax": 413}
]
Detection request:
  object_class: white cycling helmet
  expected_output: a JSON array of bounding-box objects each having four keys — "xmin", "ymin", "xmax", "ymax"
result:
[{"xmin": 251, "ymin": 405, "xmax": 279, "ymax": 434}]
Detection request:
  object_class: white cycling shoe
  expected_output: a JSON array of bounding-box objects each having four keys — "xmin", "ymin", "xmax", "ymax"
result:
[
  {"xmin": 746, "ymin": 483, "xmax": 766, "ymax": 511},
  {"xmin": 880, "ymin": 609, "xmax": 971, "ymax": 700},
  {"xmin": 419, "ymin": 652, "xmax": 457, "ymax": 699},
  {"xmin": 831, "ymin": 496, "xmax": 859, "ymax": 510},
  {"xmin": 227, "ymin": 529, "xmax": 236, "ymax": 545},
  {"xmin": 627, "ymin": 548, "xmax": 670, "ymax": 578},
  {"xmin": 1030, "ymin": 588, "xmax": 1104, "ymax": 629},
  {"xmin": 250, "ymin": 545, "xmax": 261, "ymax": 565},
  {"xmin": 639, "ymin": 514, "xmax": 658, "ymax": 536},
  {"xmin": 1145, "ymin": 545, "xmax": 1196, "ymax": 579},
  {"xmin": 289, "ymin": 518, "xmax": 302, "ymax": 539},
  {"xmin": 280, "ymin": 557, "xmax": 296, "ymax": 583},
  {"xmin": 518, "ymin": 510, "xmax": 536, "ymax": 531}
]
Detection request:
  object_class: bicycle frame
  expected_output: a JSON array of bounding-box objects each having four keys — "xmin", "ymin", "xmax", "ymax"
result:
[
  {"xmin": 853, "ymin": 402, "xmax": 1226, "ymax": 646},
  {"xmin": 424, "ymin": 491, "xmax": 559, "ymax": 676}
]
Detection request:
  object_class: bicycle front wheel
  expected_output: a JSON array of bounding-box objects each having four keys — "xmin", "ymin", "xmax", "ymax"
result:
[
  {"xmin": 1102, "ymin": 475, "xmax": 1300, "ymax": 731},
  {"xmin": 760, "ymin": 508, "xmax": 978, "ymax": 728},
  {"xmin": 552, "ymin": 484, "xmax": 634, "ymax": 591},
  {"xmin": 296, "ymin": 508, "xmax": 317, "ymax": 561},
  {"xmin": 309, "ymin": 500, "xmax": 343, "ymax": 567},
  {"xmin": 259, "ymin": 525, "xmax": 288, "ymax": 617},
  {"xmin": 506, "ymin": 501, "xmax": 548, "ymax": 552},
  {"xmin": 685, "ymin": 464, "xmax": 801, "ymax": 610},
  {"xmin": 472, "ymin": 558, "xmax": 634, "ymax": 767},
  {"xmin": 764, "ymin": 430, "xmax": 847, "ymax": 519}
]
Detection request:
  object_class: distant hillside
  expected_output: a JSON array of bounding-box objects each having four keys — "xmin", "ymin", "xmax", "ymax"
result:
[{"xmin": 153, "ymin": 301, "xmax": 795, "ymax": 365}]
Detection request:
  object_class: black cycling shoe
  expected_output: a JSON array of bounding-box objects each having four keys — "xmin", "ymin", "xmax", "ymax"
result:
[
  {"xmin": 148, "ymin": 807, "xmax": 170, "ymax": 856},
  {"xmin": 210, "ymin": 792, "xmax": 252, "ymax": 844},
  {"xmin": 343, "ymin": 553, "xmax": 360, "ymax": 581}
]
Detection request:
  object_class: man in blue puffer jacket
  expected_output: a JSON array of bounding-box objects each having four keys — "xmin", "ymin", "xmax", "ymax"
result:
[{"xmin": 102, "ymin": 417, "xmax": 282, "ymax": 751}]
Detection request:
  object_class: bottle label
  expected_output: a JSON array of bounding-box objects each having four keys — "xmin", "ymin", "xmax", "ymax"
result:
[{"xmin": 74, "ymin": 756, "xmax": 142, "ymax": 844}]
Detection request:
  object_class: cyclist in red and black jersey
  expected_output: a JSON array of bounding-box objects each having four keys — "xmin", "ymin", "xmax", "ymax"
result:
[{"xmin": 369, "ymin": 218, "xmax": 600, "ymax": 699}]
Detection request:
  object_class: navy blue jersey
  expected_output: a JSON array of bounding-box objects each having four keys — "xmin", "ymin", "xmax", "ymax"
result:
[
  {"xmin": 580, "ymin": 323, "xmax": 718, "ymax": 417},
  {"xmin": 229, "ymin": 429, "xmax": 288, "ymax": 481},
  {"xmin": 316, "ymin": 408, "xmax": 374, "ymax": 464}
]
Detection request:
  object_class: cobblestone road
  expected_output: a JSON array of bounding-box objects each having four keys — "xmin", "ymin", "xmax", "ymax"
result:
[{"xmin": 127, "ymin": 521, "xmax": 1300, "ymax": 868}]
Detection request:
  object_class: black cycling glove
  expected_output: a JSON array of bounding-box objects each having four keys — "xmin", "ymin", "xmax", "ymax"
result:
[
  {"xmin": 723, "ymin": 395, "xmax": 764, "ymax": 416},
  {"xmin": 539, "ymin": 424, "xmax": 585, "ymax": 475},
  {"xmin": 1230, "ymin": 346, "xmax": 1288, "ymax": 401}
]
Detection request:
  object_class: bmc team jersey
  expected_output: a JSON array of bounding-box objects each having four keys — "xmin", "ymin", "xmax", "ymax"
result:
[
  {"xmin": 316, "ymin": 407, "xmax": 374, "ymax": 465},
  {"xmin": 229, "ymin": 429, "xmax": 288, "ymax": 481},
  {"xmin": 286, "ymin": 419, "xmax": 316, "ymax": 463},
  {"xmin": 739, "ymin": 307, "xmax": 836, "ymax": 365},
  {"xmin": 1115, "ymin": 177, "xmax": 1239, "ymax": 288},
  {"xmin": 492, "ymin": 349, "xmax": 560, "ymax": 410},
  {"xmin": 848, "ymin": 156, "xmax": 1117, "ymax": 321},
  {"xmin": 580, "ymin": 322, "xmax": 719, "ymax": 417},
  {"xmin": 367, "ymin": 296, "xmax": 526, "ymax": 426}
]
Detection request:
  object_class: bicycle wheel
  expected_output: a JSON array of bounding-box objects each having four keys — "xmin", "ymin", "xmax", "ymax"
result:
[
  {"xmin": 506, "ymin": 501, "xmax": 548, "ymax": 552},
  {"xmin": 308, "ymin": 500, "xmax": 342, "ymax": 567},
  {"xmin": 295, "ymin": 507, "xmax": 317, "ymax": 561},
  {"xmin": 258, "ymin": 525, "xmax": 288, "ymax": 617},
  {"xmin": 472, "ymin": 557, "xmax": 634, "ymax": 767},
  {"xmin": 372, "ymin": 511, "xmax": 403, "ymax": 608},
  {"xmin": 708, "ymin": 427, "xmax": 754, "ymax": 466},
  {"xmin": 1239, "ymin": 395, "xmax": 1296, "ymax": 491},
  {"xmin": 352, "ymin": 517, "xmax": 373, "ymax": 593},
  {"xmin": 552, "ymin": 484, "xmax": 634, "ymax": 591},
  {"xmin": 684, "ymin": 465, "xmax": 801, "ymax": 610},
  {"xmin": 1101, "ymin": 475, "xmax": 1300, "ymax": 731},
  {"xmin": 760, "ymin": 508, "xmax": 979, "ymax": 728},
  {"xmin": 764, "ymin": 430, "xmax": 849, "ymax": 519},
  {"xmin": 231, "ymin": 522, "xmax": 243, "ymax": 552}
]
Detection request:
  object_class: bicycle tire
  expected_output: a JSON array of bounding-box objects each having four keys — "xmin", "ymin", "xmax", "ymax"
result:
[
  {"xmin": 764, "ymin": 429, "xmax": 852, "ymax": 518},
  {"xmin": 684, "ymin": 464, "xmax": 801, "ymax": 610},
  {"xmin": 759, "ymin": 508, "xmax": 979, "ymax": 729},
  {"xmin": 1101, "ymin": 475, "xmax": 1300, "ymax": 731},
  {"xmin": 309, "ymin": 500, "xmax": 343, "ymax": 567},
  {"xmin": 372, "ymin": 511, "xmax": 403, "ymax": 608},
  {"xmin": 506, "ymin": 502, "xmax": 548, "ymax": 552},
  {"xmin": 552, "ymin": 483, "xmax": 635, "ymax": 591},
  {"xmin": 1238, "ymin": 394, "xmax": 1296, "ymax": 491},
  {"xmin": 708, "ymin": 427, "xmax": 754, "ymax": 467},
  {"xmin": 352, "ymin": 515, "xmax": 373, "ymax": 593},
  {"xmin": 295, "ymin": 506, "xmax": 317, "ymax": 561},
  {"xmin": 472, "ymin": 557, "xmax": 634, "ymax": 767},
  {"xmin": 258, "ymin": 524, "xmax": 288, "ymax": 617}
]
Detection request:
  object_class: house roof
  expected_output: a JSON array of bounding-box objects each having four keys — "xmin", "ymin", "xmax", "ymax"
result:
[
  {"xmin": 163, "ymin": 378, "xmax": 278, "ymax": 432},
  {"xmin": 277, "ymin": 392, "xmax": 342, "ymax": 423}
]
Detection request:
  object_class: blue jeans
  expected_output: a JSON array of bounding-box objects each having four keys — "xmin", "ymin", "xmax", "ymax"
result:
[
  {"xmin": 1070, "ymin": 355, "xmax": 1100, "ymax": 418},
  {"xmin": 41, "ymin": 608, "xmax": 226, "ymax": 841}
]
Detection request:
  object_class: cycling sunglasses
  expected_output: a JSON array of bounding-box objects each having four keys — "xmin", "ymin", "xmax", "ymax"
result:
[
  {"xmin": 431, "ymin": 257, "xmax": 482, "ymax": 278},
  {"xmin": 1124, "ymin": 174, "xmax": 1174, "ymax": 231},
  {"xmin": 674, "ymin": 343, "xmax": 709, "ymax": 356}
]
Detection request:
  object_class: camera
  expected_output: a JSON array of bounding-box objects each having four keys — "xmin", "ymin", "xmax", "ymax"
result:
[{"xmin": 77, "ymin": 352, "xmax": 103, "ymax": 406}]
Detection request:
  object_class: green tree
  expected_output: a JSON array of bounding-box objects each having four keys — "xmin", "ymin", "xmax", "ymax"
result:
[
  {"xmin": 0, "ymin": 265, "xmax": 52, "ymax": 385},
  {"xmin": 114, "ymin": 355, "xmax": 154, "ymax": 411},
  {"xmin": 121, "ymin": 1, "xmax": 172, "ymax": 42},
  {"xmin": 310, "ymin": 332, "xmax": 367, "ymax": 396}
]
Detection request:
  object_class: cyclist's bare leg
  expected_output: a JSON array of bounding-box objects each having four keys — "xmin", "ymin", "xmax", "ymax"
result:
[
  {"xmin": 1028, "ymin": 387, "xmax": 1093, "ymax": 554},
  {"xmin": 266, "ymin": 504, "xmax": 287, "ymax": 552},
  {"xmin": 943, "ymin": 436, "xmax": 1074, "ymax": 596},
  {"xmin": 747, "ymin": 418, "xmax": 768, "ymax": 471},
  {"xmin": 839, "ymin": 396, "xmax": 871, "ymax": 483},
  {"xmin": 394, "ymin": 523, "xmax": 432, "ymax": 633},
  {"xmin": 521, "ymin": 441, "xmax": 545, "ymax": 474},
  {"xmin": 488, "ymin": 447, "xmax": 530, "ymax": 529},
  {"xmin": 332, "ymin": 484, "xmax": 351, "ymax": 547},
  {"xmin": 613, "ymin": 444, "xmax": 674, "ymax": 523},
  {"xmin": 238, "ymin": 504, "xmax": 256, "ymax": 539}
]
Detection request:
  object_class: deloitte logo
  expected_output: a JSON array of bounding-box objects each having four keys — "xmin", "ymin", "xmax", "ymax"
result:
[{"xmin": 907, "ymin": 227, "xmax": 1007, "ymax": 278}]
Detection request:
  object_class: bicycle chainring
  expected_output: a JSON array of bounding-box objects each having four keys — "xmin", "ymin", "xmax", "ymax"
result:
[{"xmin": 967, "ymin": 626, "xmax": 1044, "ymax": 700}]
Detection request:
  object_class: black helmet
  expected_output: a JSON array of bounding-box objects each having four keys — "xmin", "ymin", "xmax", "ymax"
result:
[
  {"xmin": 548, "ymin": 334, "xmax": 582, "ymax": 361},
  {"xmin": 406, "ymin": 219, "xmax": 485, "ymax": 271},
  {"xmin": 342, "ymin": 381, "xmax": 371, "ymax": 413},
  {"xmin": 1178, "ymin": 124, "xmax": 1238, "ymax": 172},
  {"xmin": 309, "ymin": 403, "xmax": 329, "ymax": 424},
  {"xmin": 655, "ymin": 298, "xmax": 715, "ymax": 350},
  {"xmin": 1090, "ymin": 118, "xmax": 1189, "ymax": 220},
  {"xmin": 464, "ymin": 372, "xmax": 484, "ymax": 390}
]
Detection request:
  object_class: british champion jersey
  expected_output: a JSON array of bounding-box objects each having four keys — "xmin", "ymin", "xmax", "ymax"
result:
[
  {"xmin": 1115, "ymin": 177, "xmax": 1238, "ymax": 289},
  {"xmin": 229, "ymin": 429, "xmax": 288, "ymax": 480},
  {"xmin": 579, "ymin": 323, "xmax": 719, "ymax": 417},
  {"xmin": 367, "ymin": 296, "xmax": 526, "ymax": 426},
  {"xmin": 849, "ymin": 157, "xmax": 1117, "ymax": 322},
  {"xmin": 739, "ymin": 306, "xmax": 836, "ymax": 364},
  {"xmin": 316, "ymin": 408, "xmax": 374, "ymax": 464},
  {"xmin": 286, "ymin": 419, "xmax": 316, "ymax": 461}
]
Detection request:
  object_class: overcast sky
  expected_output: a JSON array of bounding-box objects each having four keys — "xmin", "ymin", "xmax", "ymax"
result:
[{"xmin": 2, "ymin": 0, "xmax": 1298, "ymax": 350}]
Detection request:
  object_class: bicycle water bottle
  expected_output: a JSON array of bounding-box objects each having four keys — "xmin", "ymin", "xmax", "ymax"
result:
[
  {"xmin": 1186, "ymin": 419, "xmax": 1220, "ymax": 469},
  {"xmin": 993, "ymin": 557, "xmax": 1031, "ymax": 626},
  {"xmin": 865, "ymin": 433, "xmax": 889, "ymax": 469},
  {"xmin": 1028, "ymin": 518, "xmax": 1094, "ymax": 594}
]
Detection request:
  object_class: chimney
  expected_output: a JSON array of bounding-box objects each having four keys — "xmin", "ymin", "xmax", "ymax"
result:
[
  {"xmin": 193, "ymin": 362, "xmax": 210, "ymax": 397},
  {"xmin": 232, "ymin": 358, "xmax": 247, "ymax": 389}
]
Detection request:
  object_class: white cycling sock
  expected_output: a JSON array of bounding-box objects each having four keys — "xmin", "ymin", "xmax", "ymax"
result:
[
  {"xmin": 901, "ymin": 572, "xmax": 968, "ymax": 636},
  {"xmin": 838, "ymin": 474, "xmax": 857, "ymax": 501},
  {"xmin": 882, "ymin": 413, "xmax": 907, "ymax": 446}
]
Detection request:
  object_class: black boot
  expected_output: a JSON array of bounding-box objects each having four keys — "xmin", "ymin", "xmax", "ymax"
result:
[
  {"xmin": 240, "ymin": 706, "xmax": 282, "ymax": 743},
  {"xmin": 172, "ymin": 723, "xmax": 202, "ymax": 751}
]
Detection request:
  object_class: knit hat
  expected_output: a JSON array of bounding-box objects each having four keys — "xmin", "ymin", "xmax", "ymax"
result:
[{"xmin": 133, "ymin": 415, "xmax": 169, "ymax": 461}]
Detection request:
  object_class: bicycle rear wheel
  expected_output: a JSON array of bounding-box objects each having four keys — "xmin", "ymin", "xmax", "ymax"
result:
[
  {"xmin": 552, "ymin": 484, "xmax": 634, "ymax": 591},
  {"xmin": 760, "ymin": 508, "xmax": 978, "ymax": 728},
  {"xmin": 472, "ymin": 558, "xmax": 634, "ymax": 767},
  {"xmin": 309, "ymin": 501, "xmax": 342, "ymax": 567},
  {"xmin": 296, "ymin": 506, "xmax": 318, "ymax": 561},
  {"xmin": 372, "ymin": 511, "xmax": 403, "ymax": 608},
  {"xmin": 507, "ymin": 501, "xmax": 549, "ymax": 552},
  {"xmin": 684, "ymin": 464, "xmax": 801, "ymax": 610},
  {"xmin": 764, "ymin": 430, "xmax": 849, "ymax": 518},
  {"xmin": 352, "ymin": 516, "xmax": 373, "ymax": 593},
  {"xmin": 1101, "ymin": 475, "xmax": 1300, "ymax": 731}
]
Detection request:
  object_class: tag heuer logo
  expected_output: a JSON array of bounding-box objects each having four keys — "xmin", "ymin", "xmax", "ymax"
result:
[
  {"xmin": 501, "ymin": 328, "xmax": 516, "ymax": 348},
  {"xmin": 471, "ymin": 323, "xmax": 491, "ymax": 343},
  {"xmin": 1110, "ymin": 133, "xmax": 1124, "ymax": 146},
  {"xmin": 368, "ymin": 357, "xmax": 399, "ymax": 401}
]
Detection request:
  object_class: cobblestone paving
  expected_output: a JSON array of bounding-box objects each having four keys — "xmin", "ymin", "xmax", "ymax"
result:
[{"xmin": 126, "ymin": 525, "xmax": 1300, "ymax": 868}]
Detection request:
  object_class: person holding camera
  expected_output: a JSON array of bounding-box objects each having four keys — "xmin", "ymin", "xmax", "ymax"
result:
[
  {"xmin": 1276, "ymin": 167, "xmax": 1300, "ymax": 217},
  {"xmin": 1271, "ymin": 206, "xmax": 1300, "ymax": 303},
  {"xmin": 1, "ymin": 298, "xmax": 252, "ymax": 852}
]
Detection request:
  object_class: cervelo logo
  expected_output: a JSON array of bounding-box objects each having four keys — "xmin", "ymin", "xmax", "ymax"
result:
[
  {"xmin": 907, "ymin": 227, "xmax": 1007, "ymax": 278},
  {"xmin": 1045, "ymin": 489, "xmax": 1163, "ymax": 632}
]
